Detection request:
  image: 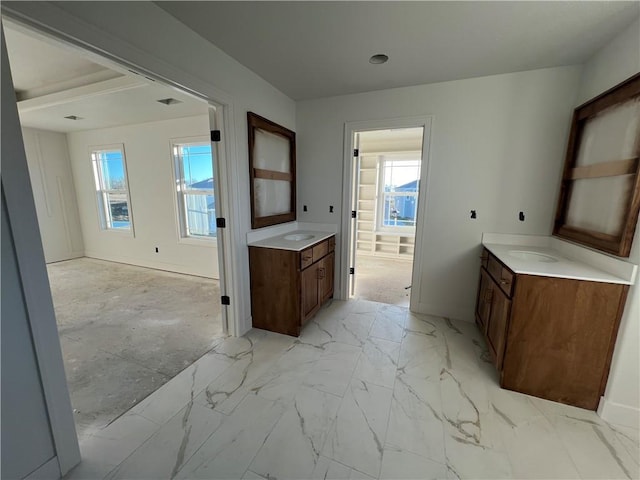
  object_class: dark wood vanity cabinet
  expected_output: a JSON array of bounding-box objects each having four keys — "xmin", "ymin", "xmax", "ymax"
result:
[
  {"xmin": 475, "ymin": 248, "xmax": 629, "ymax": 410},
  {"xmin": 476, "ymin": 253, "xmax": 513, "ymax": 370},
  {"xmin": 250, "ymin": 236, "xmax": 335, "ymax": 337}
]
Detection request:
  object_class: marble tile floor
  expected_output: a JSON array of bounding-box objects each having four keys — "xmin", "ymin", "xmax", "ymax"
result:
[{"xmin": 66, "ymin": 299, "xmax": 639, "ymax": 480}]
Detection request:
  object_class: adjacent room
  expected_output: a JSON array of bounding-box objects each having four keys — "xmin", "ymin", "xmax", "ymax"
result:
[
  {"xmin": 350, "ymin": 127, "xmax": 424, "ymax": 307},
  {"xmin": 3, "ymin": 22, "xmax": 225, "ymax": 437},
  {"xmin": 2, "ymin": 2, "xmax": 640, "ymax": 480}
]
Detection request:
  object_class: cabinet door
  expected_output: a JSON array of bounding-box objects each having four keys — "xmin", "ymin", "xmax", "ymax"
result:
[
  {"xmin": 476, "ymin": 269, "xmax": 493, "ymax": 333},
  {"xmin": 319, "ymin": 252, "xmax": 335, "ymax": 302},
  {"xmin": 301, "ymin": 264, "xmax": 320, "ymax": 322},
  {"xmin": 486, "ymin": 284, "xmax": 511, "ymax": 371}
]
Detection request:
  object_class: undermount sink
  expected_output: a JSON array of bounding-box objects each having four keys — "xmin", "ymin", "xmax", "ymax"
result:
[
  {"xmin": 508, "ymin": 250, "xmax": 559, "ymax": 263},
  {"xmin": 283, "ymin": 234, "xmax": 315, "ymax": 241}
]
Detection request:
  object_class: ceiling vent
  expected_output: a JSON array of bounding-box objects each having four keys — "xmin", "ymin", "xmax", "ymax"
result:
[
  {"xmin": 157, "ymin": 98, "xmax": 182, "ymax": 106},
  {"xmin": 64, "ymin": 115, "xmax": 83, "ymax": 120}
]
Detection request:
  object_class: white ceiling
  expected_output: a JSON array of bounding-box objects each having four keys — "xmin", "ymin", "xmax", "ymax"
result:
[
  {"xmin": 157, "ymin": 1, "xmax": 640, "ymax": 100},
  {"xmin": 359, "ymin": 128, "xmax": 424, "ymax": 153},
  {"xmin": 3, "ymin": 21, "xmax": 208, "ymax": 133}
]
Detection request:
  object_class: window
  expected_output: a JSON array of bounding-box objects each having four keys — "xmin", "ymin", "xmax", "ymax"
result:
[
  {"xmin": 377, "ymin": 158, "xmax": 421, "ymax": 231},
  {"xmin": 172, "ymin": 141, "xmax": 216, "ymax": 239},
  {"xmin": 91, "ymin": 146, "xmax": 133, "ymax": 231}
]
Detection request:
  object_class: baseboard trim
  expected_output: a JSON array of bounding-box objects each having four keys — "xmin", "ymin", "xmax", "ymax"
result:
[
  {"xmin": 25, "ymin": 456, "xmax": 61, "ymax": 480},
  {"xmin": 597, "ymin": 396, "xmax": 640, "ymax": 428},
  {"xmin": 83, "ymin": 251, "xmax": 218, "ymax": 280}
]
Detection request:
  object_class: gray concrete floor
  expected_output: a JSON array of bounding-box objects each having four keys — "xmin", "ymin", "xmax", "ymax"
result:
[
  {"xmin": 354, "ymin": 254, "xmax": 413, "ymax": 307},
  {"xmin": 47, "ymin": 258, "xmax": 223, "ymax": 436}
]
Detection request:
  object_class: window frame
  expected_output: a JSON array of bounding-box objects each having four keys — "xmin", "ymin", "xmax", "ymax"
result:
[
  {"xmin": 247, "ymin": 112, "xmax": 296, "ymax": 229},
  {"xmin": 553, "ymin": 73, "xmax": 640, "ymax": 257},
  {"xmin": 171, "ymin": 137, "xmax": 217, "ymax": 242},
  {"xmin": 90, "ymin": 144, "xmax": 134, "ymax": 235},
  {"xmin": 375, "ymin": 154, "xmax": 422, "ymax": 234}
]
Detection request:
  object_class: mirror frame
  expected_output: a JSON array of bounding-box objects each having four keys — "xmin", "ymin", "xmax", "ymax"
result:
[
  {"xmin": 553, "ymin": 73, "xmax": 640, "ymax": 257},
  {"xmin": 247, "ymin": 112, "xmax": 296, "ymax": 229}
]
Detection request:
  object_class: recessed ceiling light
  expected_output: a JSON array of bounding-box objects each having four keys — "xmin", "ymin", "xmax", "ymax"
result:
[
  {"xmin": 64, "ymin": 115, "xmax": 83, "ymax": 120},
  {"xmin": 369, "ymin": 54, "xmax": 389, "ymax": 65},
  {"xmin": 157, "ymin": 98, "xmax": 182, "ymax": 106}
]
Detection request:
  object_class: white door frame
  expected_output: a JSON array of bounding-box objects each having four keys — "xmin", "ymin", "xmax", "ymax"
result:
[
  {"xmin": 2, "ymin": 26, "xmax": 79, "ymax": 476},
  {"xmin": 1, "ymin": 9, "xmax": 240, "ymax": 333},
  {"xmin": 341, "ymin": 116, "xmax": 433, "ymax": 312},
  {"xmin": 0, "ymin": 6, "xmax": 244, "ymax": 474}
]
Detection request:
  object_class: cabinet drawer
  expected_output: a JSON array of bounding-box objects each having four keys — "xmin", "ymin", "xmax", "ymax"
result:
[
  {"xmin": 312, "ymin": 240, "xmax": 329, "ymax": 263},
  {"xmin": 499, "ymin": 268, "xmax": 514, "ymax": 297},
  {"xmin": 300, "ymin": 248, "xmax": 313, "ymax": 269},
  {"xmin": 488, "ymin": 254, "xmax": 514, "ymax": 297}
]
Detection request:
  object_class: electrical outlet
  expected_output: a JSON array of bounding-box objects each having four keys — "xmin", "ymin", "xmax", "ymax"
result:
[
  {"xmin": 329, "ymin": 205, "xmax": 334, "ymax": 213},
  {"xmin": 155, "ymin": 247, "xmax": 159, "ymax": 253},
  {"xmin": 303, "ymin": 205, "xmax": 308, "ymax": 212},
  {"xmin": 519, "ymin": 211, "xmax": 525, "ymax": 222},
  {"xmin": 470, "ymin": 210, "xmax": 477, "ymax": 219}
]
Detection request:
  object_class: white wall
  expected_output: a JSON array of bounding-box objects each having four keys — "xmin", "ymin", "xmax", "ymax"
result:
[
  {"xmin": 21, "ymin": 127, "xmax": 84, "ymax": 263},
  {"xmin": 297, "ymin": 65, "xmax": 582, "ymax": 320},
  {"xmin": 2, "ymin": 0, "xmax": 297, "ymax": 334},
  {"xmin": 2, "ymin": 194, "xmax": 58, "ymax": 479},
  {"xmin": 578, "ymin": 18, "xmax": 640, "ymax": 429},
  {"xmin": 67, "ymin": 115, "xmax": 221, "ymax": 278},
  {"xmin": 2, "ymin": 28, "xmax": 80, "ymax": 476}
]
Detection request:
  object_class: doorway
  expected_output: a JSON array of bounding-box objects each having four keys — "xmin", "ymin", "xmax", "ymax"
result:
[
  {"xmin": 343, "ymin": 118, "xmax": 432, "ymax": 311},
  {"xmin": 2, "ymin": 19, "xmax": 233, "ymax": 438}
]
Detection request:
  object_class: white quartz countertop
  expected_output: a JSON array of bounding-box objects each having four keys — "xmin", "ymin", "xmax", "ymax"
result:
[
  {"xmin": 482, "ymin": 234, "xmax": 636, "ymax": 285},
  {"xmin": 248, "ymin": 230, "xmax": 334, "ymax": 252}
]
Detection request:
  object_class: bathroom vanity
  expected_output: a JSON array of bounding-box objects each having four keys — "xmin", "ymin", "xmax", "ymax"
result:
[
  {"xmin": 249, "ymin": 231, "xmax": 335, "ymax": 336},
  {"xmin": 476, "ymin": 234, "xmax": 636, "ymax": 410}
]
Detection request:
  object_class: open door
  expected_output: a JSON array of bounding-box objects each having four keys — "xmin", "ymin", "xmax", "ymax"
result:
[
  {"xmin": 209, "ymin": 107, "xmax": 231, "ymax": 334},
  {"xmin": 348, "ymin": 132, "xmax": 360, "ymax": 297},
  {"xmin": 344, "ymin": 123, "xmax": 430, "ymax": 307}
]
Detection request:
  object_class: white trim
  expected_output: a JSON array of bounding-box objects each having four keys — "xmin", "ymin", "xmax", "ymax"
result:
[
  {"xmin": 597, "ymin": 396, "xmax": 640, "ymax": 429},
  {"xmin": 375, "ymin": 155, "xmax": 421, "ymax": 234},
  {"xmin": 170, "ymin": 137, "xmax": 217, "ymax": 241},
  {"xmin": 1, "ymin": 28, "xmax": 81, "ymax": 475},
  {"xmin": 177, "ymin": 236, "xmax": 218, "ymax": 247},
  {"xmin": 0, "ymin": 3, "xmax": 234, "ymax": 106},
  {"xmin": 341, "ymin": 116, "xmax": 434, "ymax": 311},
  {"xmin": 83, "ymin": 251, "xmax": 218, "ymax": 279},
  {"xmin": 24, "ymin": 457, "xmax": 61, "ymax": 480},
  {"xmin": 89, "ymin": 143, "xmax": 135, "ymax": 235},
  {"xmin": 33, "ymin": 131, "xmax": 54, "ymax": 217},
  {"xmin": 17, "ymin": 75, "xmax": 146, "ymax": 113},
  {"xmin": 209, "ymin": 106, "xmax": 238, "ymax": 335}
]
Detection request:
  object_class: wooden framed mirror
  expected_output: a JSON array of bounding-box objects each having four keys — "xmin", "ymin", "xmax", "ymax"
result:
[
  {"xmin": 554, "ymin": 73, "xmax": 640, "ymax": 257},
  {"xmin": 247, "ymin": 112, "xmax": 296, "ymax": 229}
]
